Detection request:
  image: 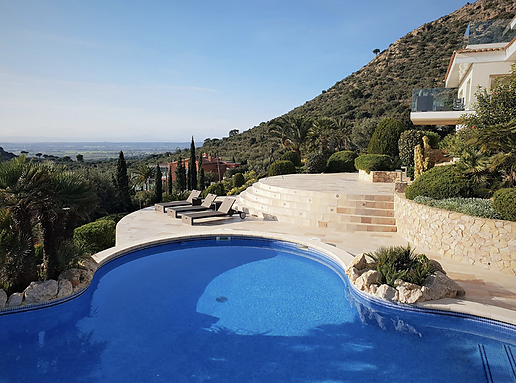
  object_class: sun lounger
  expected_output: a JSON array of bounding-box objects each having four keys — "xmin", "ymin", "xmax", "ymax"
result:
[
  {"xmin": 181, "ymin": 198, "xmax": 245, "ymax": 225},
  {"xmin": 167, "ymin": 194, "xmax": 217, "ymax": 218},
  {"xmin": 154, "ymin": 190, "xmax": 201, "ymax": 213}
]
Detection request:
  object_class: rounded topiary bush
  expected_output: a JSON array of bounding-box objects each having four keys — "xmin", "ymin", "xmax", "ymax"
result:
[
  {"xmin": 405, "ymin": 165, "xmax": 474, "ymax": 200},
  {"xmin": 233, "ymin": 172, "xmax": 245, "ymax": 188},
  {"xmin": 201, "ymin": 182, "xmax": 226, "ymax": 197},
  {"xmin": 326, "ymin": 151, "xmax": 358, "ymax": 173},
  {"xmin": 398, "ymin": 130, "xmax": 441, "ymax": 167},
  {"xmin": 305, "ymin": 151, "xmax": 330, "ymax": 173},
  {"xmin": 280, "ymin": 151, "xmax": 302, "ymax": 167},
  {"xmin": 354, "ymin": 154, "xmax": 394, "ymax": 173},
  {"xmin": 493, "ymin": 188, "xmax": 516, "ymax": 221},
  {"xmin": 73, "ymin": 219, "xmax": 116, "ymax": 254},
  {"xmin": 367, "ymin": 117, "xmax": 407, "ymax": 158},
  {"xmin": 269, "ymin": 160, "xmax": 296, "ymax": 176}
]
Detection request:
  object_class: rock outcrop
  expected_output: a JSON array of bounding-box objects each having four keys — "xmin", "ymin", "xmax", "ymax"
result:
[
  {"xmin": 345, "ymin": 253, "xmax": 465, "ymax": 304},
  {"xmin": 0, "ymin": 258, "xmax": 98, "ymax": 310}
]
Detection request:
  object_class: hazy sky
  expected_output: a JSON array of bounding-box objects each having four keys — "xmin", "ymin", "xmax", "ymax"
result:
[{"xmin": 1, "ymin": 0, "xmax": 468, "ymax": 142}]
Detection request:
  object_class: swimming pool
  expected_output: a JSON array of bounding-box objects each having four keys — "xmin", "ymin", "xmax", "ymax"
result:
[{"xmin": 0, "ymin": 236, "xmax": 515, "ymax": 382}]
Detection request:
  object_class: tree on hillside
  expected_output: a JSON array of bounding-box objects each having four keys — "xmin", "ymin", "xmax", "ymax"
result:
[
  {"xmin": 373, "ymin": 48, "xmax": 380, "ymax": 56},
  {"xmin": 175, "ymin": 156, "xmax": 187, "ymax": 192},
  {"xmin": 268, "ymin": 116, "xmax": 313, "ymax": 158},
  {"xmin": 116, "ymin": 151, "xmax": 132, "ymax": 212},
  {"xmin": 188, "ymin": 137, "xmax": 197, "ymax": 190},
  {"xmin": 155, "ymin": 164, "xmax": 162, "ymax": 203}
]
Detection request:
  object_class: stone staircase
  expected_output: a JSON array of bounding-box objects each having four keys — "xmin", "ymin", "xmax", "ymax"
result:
[{"xmin": 235, "ymin": 179, "xmax": 396, "ymax": 232}]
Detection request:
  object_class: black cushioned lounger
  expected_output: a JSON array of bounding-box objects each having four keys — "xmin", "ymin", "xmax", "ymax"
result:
[{"xmin": 154, "ymin": 190, "xmax": 201, "ymax": 213}]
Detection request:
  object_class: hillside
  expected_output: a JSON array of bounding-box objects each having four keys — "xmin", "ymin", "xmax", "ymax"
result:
[{"xmin": 201, "ymin": 0, "xmax": 516, "ymax": 171}]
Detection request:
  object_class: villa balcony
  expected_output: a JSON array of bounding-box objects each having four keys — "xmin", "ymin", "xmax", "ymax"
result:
[{"xmin": 410, "ymin": 88, "xmax": 467, "ymax": 126}]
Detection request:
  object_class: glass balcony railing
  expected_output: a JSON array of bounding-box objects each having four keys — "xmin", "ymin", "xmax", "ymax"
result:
[
  {"xmin": 465, "ymin": 19, "xmax": 516, "ymax": 46},
  {"xmin": 411, "ymin": 88, "xmax": 464, "ymax": 113}
]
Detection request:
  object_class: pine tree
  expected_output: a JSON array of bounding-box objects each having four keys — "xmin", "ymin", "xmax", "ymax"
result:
[
  {"xmin": 155, "ymin": 164, "xmax": 162, "ymax": 203},
  {"xmin": 198, "ymin": 152, "xmax": 205, "ymax": 190},
  {"xmin": 188, "ymin": 137, "xmax": 197, "ymax": 190},
  {"xmin": 175, "ymin": 156, "xmax": 187, "ymax": 192},
  {"xmin": 116, "ymin": 151, "xmax": 132, "ymax": 211}
]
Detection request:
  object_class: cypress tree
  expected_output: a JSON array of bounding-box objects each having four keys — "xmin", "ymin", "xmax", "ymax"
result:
[
  {"xmin": 175, "ymin": 156, "xmax": 186, "ymax": 192},
  {"xmin": 155, "ymin": 164, "xmax": 162, "ymax": 203},
  {"xmin": 188, "ymin": 137, "xmax": 197, "ymax": 190},
  {"xmin": 167, "ymin": 166, "xmax": 173, "ymax": 195},
  {"xmin": 116, "ymin": 151, "xmax": 132, "ymax": 211},
  {"xmin": 198, "ymin": 152, "xmax": 205, "ymax": 190}
]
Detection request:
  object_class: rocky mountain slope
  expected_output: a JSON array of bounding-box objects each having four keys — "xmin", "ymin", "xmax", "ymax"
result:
[{"xmin": 201, "ymin": 0, "xmax": 516, "ymax": 170}]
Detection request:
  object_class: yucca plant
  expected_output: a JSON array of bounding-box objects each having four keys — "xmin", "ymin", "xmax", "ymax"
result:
[{"xmin": 365, "ymin": 245, "xmax": 433, "ymax": 287}]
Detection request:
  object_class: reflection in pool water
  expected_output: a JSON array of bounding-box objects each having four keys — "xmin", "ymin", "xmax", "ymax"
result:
[{"xmin": 0, "ymin": 237, "xmax": 515, "ymax": 383}]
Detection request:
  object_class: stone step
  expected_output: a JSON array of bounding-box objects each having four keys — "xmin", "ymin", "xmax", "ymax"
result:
[{"xmin": 237, "ymin": 180, "xmax": 397, "ymax": 233}]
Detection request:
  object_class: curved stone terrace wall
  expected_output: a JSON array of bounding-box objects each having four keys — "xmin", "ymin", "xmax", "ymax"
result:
[{"xmin": 394, "ymin": 193, "xmax": 516, "ymax": 276}]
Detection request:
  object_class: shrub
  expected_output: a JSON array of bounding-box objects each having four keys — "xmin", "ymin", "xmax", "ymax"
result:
[
  {"xmin": 405, "ymin": 165, "xmax": 474, "ymax": 200},
  {"xmin": 493, "ymin": 188, "xmax": 516, "ymax": 221},
  {"xmin": 399, "ymin": 130, "xmax": 440, "ymax": 167},
  {"xmin": 201, "ymin": 182, "xmax": 226, "ymax": 197},
  {"xmin": 280, "ymin": 151, "xmax": 302, "ymax": 167},
  {"xmin": 269, "ymin": 160, "xmax": 296, "ymax": 176},
  {"xmin": 354, "ymin": 154, "xmax": 394, "ymax": 173},
  {"xmin": 413, "ymin": 196, "xmax": 502, "ymax": 219},
  {"xmin": 305, "ymin": 151, "xmax": 330, "ymax": 173},
  {"xmin": 73, "ymin": 219, "xmax": 116, "ymax": 255},
  {"xmin": 367, "ymin": 117, "xmax": 407, "ymax": 158},
  {"xmin": 365, "ymin": 245, "xmax": 433, "ymax": 287},
  {"xmin": 233, "ymin": 173, "xmax": 245, "ymax": 188},
  {"xmin": 97, "ymin": 213, "xmax": 127, "ymax": 223},
  {"xmin": 326, "ymin": 151, "xmax": 358, "ymax": 173}
]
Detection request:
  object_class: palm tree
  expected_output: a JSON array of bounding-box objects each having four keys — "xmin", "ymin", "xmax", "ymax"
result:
[
  {"xmin": 132, "ymin": 163, "xmax": 153, "ymax": 191},
  {"xmin": 468, "ymin": 121, "xmax": 516, "ymax": 186},
  {"xmin": 0, "ymin": 156, "xmax": 49, "ymax": 286},
  {"xmin": 36, "ymin": 163, "xmax": 98, "ymax": 279},
  {"xmin": 268, "ymin": 116, "xmax": 313, "ymax": 158}
]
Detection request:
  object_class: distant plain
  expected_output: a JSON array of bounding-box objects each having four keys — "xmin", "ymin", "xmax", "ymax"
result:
[{"xmin": 0, "ymin": 142, "xmax": 197, "ymax": 160}]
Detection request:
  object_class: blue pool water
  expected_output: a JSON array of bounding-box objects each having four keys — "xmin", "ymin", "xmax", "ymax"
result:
[{"xmin": 0, "ymin": 237, "xmax": 515, "ymax": 383}]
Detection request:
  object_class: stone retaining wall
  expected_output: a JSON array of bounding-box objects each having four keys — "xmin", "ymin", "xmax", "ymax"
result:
[
  {"xmin": 358, "ymin": 169, "xmax": 405, "ymax": 183},
  {"xmin": 394, "ymin": 193, "xmax": 516, "ymax": 276}
]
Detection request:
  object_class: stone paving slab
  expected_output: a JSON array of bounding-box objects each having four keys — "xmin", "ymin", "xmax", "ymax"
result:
[{"xmin": 115, "ymin": 174, "xmax": 516, "ymax": 326}]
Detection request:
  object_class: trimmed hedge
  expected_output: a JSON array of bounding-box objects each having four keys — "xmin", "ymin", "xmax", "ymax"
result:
[
  {"xmin": 201, "ymin": 182, "xmax": 226, "ymax": 197},
  {"xmin": 233, "ymin": 173, "xmax": 245, "ymax": 188},
  {"xmin": 269, "ymin": 160, "xmax": 296, "ymax": 176},
  {"xmin": 280, "ymin": 151, "xmax": 302, "ymax": 167},
  {"xmin": 73, "ymin": 219, "xmax": 116, "ymax": 254},
  {"xmin": 367, "ymin": 117, "xmax": 406, "ymax": 158},
  {"xmin": 493, "ymin": 188, "xmax": 516, "ymax": 222},
  {"xmin": 354, "ymin": 154, "xmax": 394, "ymax": 173},
  {"xmin": 405, "ymin": 165, "xmax": 474, "ymax": 200},
  {"xmin": 398, "ymin": 130, "xmax": 440, "ymax": 167},
  {"xmin": 326, "ymin": 151, "xmax": 358, "ymax": 173}
]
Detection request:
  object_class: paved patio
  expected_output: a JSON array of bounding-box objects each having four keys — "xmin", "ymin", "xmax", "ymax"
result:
[{"xmin": 114, "ymin": 174, "xmax": 516, "ymax": 325}]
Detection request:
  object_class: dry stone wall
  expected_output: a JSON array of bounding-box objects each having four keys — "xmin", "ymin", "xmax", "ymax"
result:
[
  {"xmin": 394, "ymin": 193, "xmax": 516, "ymax": 276},
  {"xmin": 358, "ymin": 169, "xmax": 405, "ymax": 183}
]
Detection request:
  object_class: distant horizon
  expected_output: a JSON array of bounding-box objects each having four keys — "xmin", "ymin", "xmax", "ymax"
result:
[{"xmin": 0, "ymin": 0, "xmax": 469, "ymax": 142}]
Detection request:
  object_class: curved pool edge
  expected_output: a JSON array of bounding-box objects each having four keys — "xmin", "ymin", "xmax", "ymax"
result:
[{"xmin": 3, "ymin": 230, "xmax": 516, "ymax": 328}]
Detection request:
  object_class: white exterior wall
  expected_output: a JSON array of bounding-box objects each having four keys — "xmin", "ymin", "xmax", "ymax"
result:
[{"xmin": 458, "ymin": 61, "xmax": 513, "ymax": 110}]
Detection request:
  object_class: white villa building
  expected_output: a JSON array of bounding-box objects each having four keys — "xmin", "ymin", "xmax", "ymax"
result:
[{"xmin": 411, "ymin": 16, "xmax": 516, "ymax": 126}]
